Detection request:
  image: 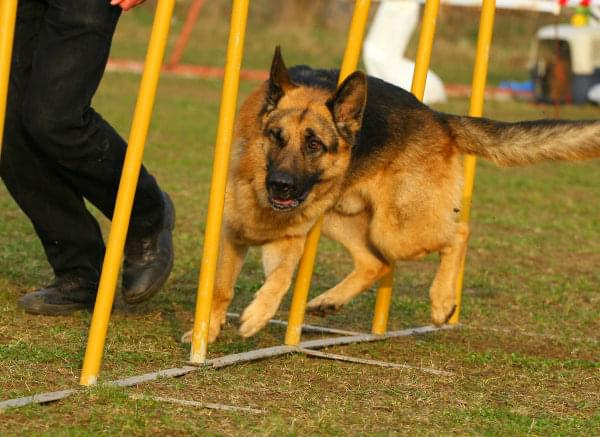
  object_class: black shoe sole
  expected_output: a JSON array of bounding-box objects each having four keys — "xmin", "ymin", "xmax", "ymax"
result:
[{"xmin": 19, "ymin": 300, "xmax": 94, "ymax": 316}]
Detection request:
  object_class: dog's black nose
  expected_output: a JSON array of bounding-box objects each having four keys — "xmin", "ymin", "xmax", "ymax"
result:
[{"xmin": 267, "ymin": 171, "xmax": 296, "ymax": 198}]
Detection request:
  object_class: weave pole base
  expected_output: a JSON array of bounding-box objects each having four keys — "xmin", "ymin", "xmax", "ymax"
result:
[{"xmin": 0, "ymin": 323, "xmax": 458, "ymax": 412}]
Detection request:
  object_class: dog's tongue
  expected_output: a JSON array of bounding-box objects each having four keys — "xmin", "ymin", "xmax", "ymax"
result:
[{"xmin": 274, "ymin": 197, "xmax": 296, "ymax": 206}]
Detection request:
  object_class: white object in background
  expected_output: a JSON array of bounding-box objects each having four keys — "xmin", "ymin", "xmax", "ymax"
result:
[
  {"xmin": 537, "ymin": 24, "xmax": 600, "ymax": 75},
  {"xmin": 439, "ymin": 0, "xmax": 560, "ymax": 13},
  {"xmin": 587, "ymin": 83, "xmax": 600, "ymax": 103},
  {"xmin": 363, "ymin": 0, "xmax": 447, "ymax": 104}
]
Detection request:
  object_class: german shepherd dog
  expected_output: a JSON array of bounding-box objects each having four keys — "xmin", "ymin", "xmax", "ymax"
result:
[{"xmin": 183, "ymin": 47, "xmax": 600, "ymax": 343}]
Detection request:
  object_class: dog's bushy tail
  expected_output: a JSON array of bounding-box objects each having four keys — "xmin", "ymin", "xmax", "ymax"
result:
[{"xmin": 446, "ymin": 114, "xmax": 600, "ymax": 166}]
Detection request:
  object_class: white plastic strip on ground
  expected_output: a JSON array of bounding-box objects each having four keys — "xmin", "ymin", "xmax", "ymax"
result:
[
  {"xmin": 226, "ymin": 312, "xmax": 362, "ymax": 336},
  {"xmin": 298, "ymin": 348, "xmax": 454, "ymax": 377},
  {"xmin": 0, "ymin": 389, "xmax": 77, "ymax": 411},
  {"xmin": 129, "ymin": 394, "xmax": 266, "ymax": 414},
  {"xmin": 0, "ymin": 323, "xmax": 457, "ymax": 412}
]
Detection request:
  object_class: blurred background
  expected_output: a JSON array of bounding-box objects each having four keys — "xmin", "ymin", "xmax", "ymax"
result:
[{"xmin": 110, "ymin": 0, "xmax": 579, "ymax": 93}]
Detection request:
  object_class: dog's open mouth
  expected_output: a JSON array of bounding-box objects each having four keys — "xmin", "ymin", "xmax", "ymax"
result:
[{"xmin": 268, "ymin": 190, "xmax": 309, "ymax": 211}]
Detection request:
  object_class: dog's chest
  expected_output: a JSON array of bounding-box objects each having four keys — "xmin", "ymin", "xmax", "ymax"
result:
[
  {"xmin": 227, "ymin": 209, "xmax": 315, "ymax": 246},
  {"xmin": 333, "ymin": 190, "xmax": 367, "ymax": 216}
]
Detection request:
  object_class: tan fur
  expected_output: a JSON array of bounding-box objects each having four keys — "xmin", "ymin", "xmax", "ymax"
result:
[
  {"xmin": 203, "ymin": 64, "xmax": 363, "ymax": 339},
  {"xmin": 449, "ymin": 116, "xmax": 600, "ymax": 165},
  {"xmin": 182, "ymin": 49, "xmax": 600, "ymax": 343}
]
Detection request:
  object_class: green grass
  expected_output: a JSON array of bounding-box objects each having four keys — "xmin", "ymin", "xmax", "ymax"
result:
[{"xmin": 1, "ymin": 2, "xmax": 599, "ymax": 435}]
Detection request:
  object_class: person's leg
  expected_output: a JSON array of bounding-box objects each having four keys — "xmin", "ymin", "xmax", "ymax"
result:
[
  {"xmin": 1, "ymin": 0, "xmax": 106, "ymax": 282},
  {"xmin": 26, "ymin": 0, "xmax": 175, "ymax": 304},
  {"xmin": 21, "ymin": 0, "xmax": 164, "ymax": 235},
  {"xmin": 27, "ymin": 1, "xmax": 175, "ymax": 304},
  {"xmin": 1, "ymin": 0, "xmax": 174, "ymax": 313},
  {"xmin": 0, "ymin": 0, "xmax": 101, "ymax": 313}
]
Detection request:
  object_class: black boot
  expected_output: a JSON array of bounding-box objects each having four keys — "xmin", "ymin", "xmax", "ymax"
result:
[
  {"xmin": 122, "ymin": 191, "xmax": 175, "ymax": 304},
  {"xmin": 18, "ymin": 276, "xmax": 97, "ymax": 315}
]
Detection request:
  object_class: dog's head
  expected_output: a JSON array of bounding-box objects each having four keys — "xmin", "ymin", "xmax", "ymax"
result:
[{"xmin": 258, "ymin": 47, "xmax": 367, "ymax": 212}]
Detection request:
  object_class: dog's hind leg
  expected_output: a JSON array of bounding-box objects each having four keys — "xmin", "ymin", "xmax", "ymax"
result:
[
  {"xmin": 429, "ymin": 222, "xmax": 469, "ymax": 325},
  {"xmin": 306, "ymin": 212, "xmax": 391, "ymax": 316},
  {"xmin": 239, "ymin": 236, "xmax": 305, "ymax": 338}
]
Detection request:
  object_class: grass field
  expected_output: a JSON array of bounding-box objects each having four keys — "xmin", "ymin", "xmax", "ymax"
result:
[{"xmin": 1, "ymin": 2, "xmax": 599, "ymax": 435}]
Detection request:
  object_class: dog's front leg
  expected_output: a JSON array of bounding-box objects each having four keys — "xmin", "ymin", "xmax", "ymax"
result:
[
  {"xmin": 307, "ymin": 211, "xmax": 391, "ymax": 315},
  {"xmin": 181, "ymin": 234, "xmax": 247, "ymax": 344},
  {"xmin": 208, "ymin": 235, "xmax": 248, "ymax": 342},
  {"xmin": 238, "ymin": 236, "xmax": 305, "ymax": 338}
]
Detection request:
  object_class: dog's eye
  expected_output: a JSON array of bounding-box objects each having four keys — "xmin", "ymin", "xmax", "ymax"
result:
[
  {"xmin": 269, "ymin": 128, "xmax": 284, "ymax": 147},
  {"xmin": 306, "ymin": 138, "xmax": 323, "ymax": 154}
]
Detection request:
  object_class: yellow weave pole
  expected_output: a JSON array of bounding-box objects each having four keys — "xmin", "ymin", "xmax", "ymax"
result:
[
  {"xmin": 411, "ymin": 0, "xmax": 440, "ymax": 100},
  {"xmin": 371, "ymin": 270, "xmax": 393, "ymax": 335},
  {"xmin": 0, "ymin": 0, "xmax": 17, "ymax": 159},
  {"xmin": 284, "ymin": 0, "xmax": 372, "ymax": 346},
  {"xmin": 80, "ymin": 0, "xmax": 175, "ymax": 386},
  {"xmin": 449, "ymin": 0, "xmax": 496, "ymax": 325},
  {"xmin": 371, "ymin": 0, "xmax": 440, "ymax": 335},
  {"xmin": 189, "ymin": 0, "xmax": 249, "ymax": 364}
]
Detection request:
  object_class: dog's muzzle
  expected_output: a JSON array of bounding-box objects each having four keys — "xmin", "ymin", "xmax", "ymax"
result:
[{"xmin": 266, "ymin": 170, "xmax": 310, "ymax": 211}]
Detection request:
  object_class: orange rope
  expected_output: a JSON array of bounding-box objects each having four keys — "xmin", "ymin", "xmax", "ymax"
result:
[{"xmin": 166, "ymin": 0, "xmax": 204, "ymax": 69}]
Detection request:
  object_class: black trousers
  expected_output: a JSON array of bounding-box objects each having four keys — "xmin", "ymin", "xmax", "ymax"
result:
[{"xmin": 0, "ymin": 0, "xmax": 164, "ymax": 285}]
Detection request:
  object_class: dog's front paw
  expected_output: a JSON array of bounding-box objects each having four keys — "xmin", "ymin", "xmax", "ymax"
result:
[
  {"xmin": 179, "ymin": 309, "xmax": 227, "ymax": 344},
  {"xmin": 239, "ymin": 297, "xmax": 278, "ymax": 338},
  {"xmin": 431, "ymin": 302, "xmax": 456, "ymax": 326},
  {"xmin": 179, "ymin": 324, "xmax": 222, "ymax": 344},
  {"xmin": 306, "ymin": 292, "xmax": 344, "ymax": 316}
]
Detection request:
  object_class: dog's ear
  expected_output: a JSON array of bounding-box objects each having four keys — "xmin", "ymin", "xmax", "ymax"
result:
[
  {"xmin": 326, "ymin": 71, "xmax": 367, "ymax": 145},
  {"xmin": 264, "ymin": 46, "xmax": 297, "ymax": 113}
]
